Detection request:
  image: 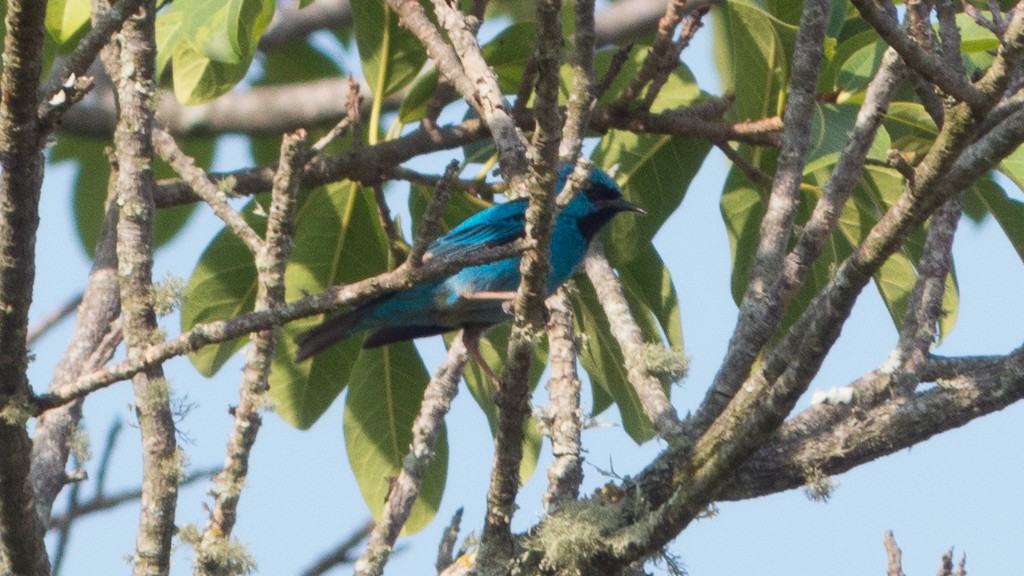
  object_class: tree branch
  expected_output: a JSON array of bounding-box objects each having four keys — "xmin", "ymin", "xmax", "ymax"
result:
[
  {"xmin": 0, "ymin": 0, "xmax": 57, "ymax": 572},
  {"xmin": 542, "ymin": 289, "xmax": 584, "ymax": 512},
  {"xmin": 584, "ymin": 244, "xmax": 682, "ymax": 438},
  {"xmin": 195, "ymin": 131, "xmax": 305, "ymax": 574},
  {"xmin": 689, "ymin": 0, "xmax": 831, "ymax": 438},
  {"xmin": 102, "ymin": 2, "xmax": 180, "ymax": 572}
]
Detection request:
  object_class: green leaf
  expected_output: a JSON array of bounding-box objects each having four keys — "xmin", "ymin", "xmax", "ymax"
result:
[
  {"xmin": 837, "ymin": 38, "xmax": 887, "ymax": 96},
  {"xmin": 720, "ymin": 166, "xmax": 766, "ymax": 303},
  {"xmin": 572, "ymin": 276, "xmax": 656, "ymax": 443},
  {"xmin": 616, "ymin": 244, "xmax": 684, "ymax": 350},
  {"xmin": 344, "ymin": 342, "xmax": 446, "ymax": 534},
  {"xmin": 46, "ymin": 0, "xmax": 91, "ymax": 48},
  {"xmin": 713, "ymin": 0, "xmax": 797, "ymax": 120},
  {"xmin": 158, "ymin": 0, "xmax": 275, "ymax": 102},
  {"xmin": 171, "ymin": 40, "xmax": 253, "ymax": 104},
  {"xmin": 998, "ymin": 144, "xmax": 1024, "ymax": 195},
  {"xmin": 181, "ymin": 197, "xmax": 265, "ymax": 376},
  {"xmin": 400, "ymin": 22, "xmax": 534, "ymax": 123},
  {"xmin": 351, "ymin": 0, "xmax": 428, "ymax": 99},
  {"xmin": 270, "ymin": 182, "xmax": 393, "ymax": 428}
]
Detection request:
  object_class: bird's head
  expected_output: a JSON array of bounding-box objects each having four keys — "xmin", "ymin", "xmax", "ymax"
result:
[{"xmin": 557, "ymin": 164, "xmax": 644, "ymax": 241}]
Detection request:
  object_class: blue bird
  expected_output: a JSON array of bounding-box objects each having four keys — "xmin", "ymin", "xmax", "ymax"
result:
[{"xmin": 294, "ymin": 165, "xmax": 642, "ymax": 364}]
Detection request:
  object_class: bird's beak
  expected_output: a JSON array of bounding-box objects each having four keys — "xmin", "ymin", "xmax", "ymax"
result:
[{"xmin": 601, "ymin": 197, "xmax": 646, "ymax": 215}]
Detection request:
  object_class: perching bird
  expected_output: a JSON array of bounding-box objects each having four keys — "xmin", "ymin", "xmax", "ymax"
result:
[{"xmin": 294, "ymin": 164, "xmax": 642, "ymax": 364}]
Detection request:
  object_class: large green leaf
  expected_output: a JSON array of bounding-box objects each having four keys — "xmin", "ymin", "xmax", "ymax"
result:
[
  {"xmin": 270, "ymin": 182, "xmax": 393, "ymax": 428},
  {"xmin": 54, "ymin": 134, "xmax": 210, "ymax": 257},
  {"xmin": 181, "ymin": 197, "xmax": 266, "ymax": 376},
  {"xmin": 720, "ymin": 165, "xmax": 767, "ymax": 303},
  {"xmin": 344, "ymin": 342, "xmax": 447, "ymax": 534},
  {"xmin": 572, "ymin": 276, "xmax": 657, "ymax": 444},
  {"xmin": 157, "ymin": 0, "xmax": 275, "ymax": 103},
  {"xmin": 351, "ymin": 0, "xmax": 427, "ymax": 99},
  {"xmin": 713, "ymin": 0, "xmax": 797, "ymax": 121}
]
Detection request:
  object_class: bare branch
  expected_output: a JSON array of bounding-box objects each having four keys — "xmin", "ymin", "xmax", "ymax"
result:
[
  {"xmin": 884, "ymin": 531, "xmax": 906, "ymax": 576},
  {"xmin": 542, "ymin": 289, "xmax": 584, "ymax": 512},
  {"xmin": 584, "ymin": 244, "xmax": 682, "ymax": 438},
  {"xmin": 409, "ymin": 160, "xmax": 459, "ymax": 267},
  {"xmin": 152, "ymin": 127, "xmax": 263, "ymax": 255},
  {"xmin": 689, "ymin": 0, "xmax": 832, "ymax": 438},
  {"xmin": 102, "ymin": 2, "xmax": 180, "ymax": 572},
  {"xmin": 194, "ymin": 131, "xmax": 306, "ymax": 573}
]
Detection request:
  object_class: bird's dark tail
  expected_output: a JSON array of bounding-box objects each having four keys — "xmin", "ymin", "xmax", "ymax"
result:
[{"xmin": 294, "ymin": 307, "xmax": 367, "ymax": 362}]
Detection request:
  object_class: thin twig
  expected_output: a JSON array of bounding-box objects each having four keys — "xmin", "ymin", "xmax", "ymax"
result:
[
  {"xmin": 26, "ymin": 293, "xmax": 84, "ymax": 346},
  {"xmin": 410, "ymin": 160, "xmax": 459, "ymax": 267},
  {"xmin": 435, "ymin": 508, "xmax": 464, "ymax": 573},
  {"xmin": 152, "ymin": 127, "xmax": 263, "ymax": 255}
]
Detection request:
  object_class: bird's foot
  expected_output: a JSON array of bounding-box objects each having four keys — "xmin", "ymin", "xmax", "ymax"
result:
[{"xmin": 462, "ymin": 329, "xmax": 501, "ymax": 387}]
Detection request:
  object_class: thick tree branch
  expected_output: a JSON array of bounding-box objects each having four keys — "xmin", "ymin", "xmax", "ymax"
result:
[
  {"xmin": 0, "ymin": 0, "xmax": 55, "ymax": 573},
  {"xmin": 31, "ymin": 183, "xmax": 121, "ymax": 525},
  {"xmin": 719, "ymin": 347, "xmax": 1024, "ymax": 500},
  {"xmin": 102, "ymin": 2, "xmax": 180, "ymax": 573}
]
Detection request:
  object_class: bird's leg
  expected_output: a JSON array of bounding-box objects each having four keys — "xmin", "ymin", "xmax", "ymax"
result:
[
  {"xmin": 462, "ymin": 326, "xmax": 501, "ymax": 386},
  {"xmin": 462, "ymin": 290, "xmax": 517, "ymax": 316}
]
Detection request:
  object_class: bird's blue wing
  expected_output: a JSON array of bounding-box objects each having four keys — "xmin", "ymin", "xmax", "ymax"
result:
[{"xmin": 426, "ymin": 199, "xmax": 528, "ymax": 260}]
